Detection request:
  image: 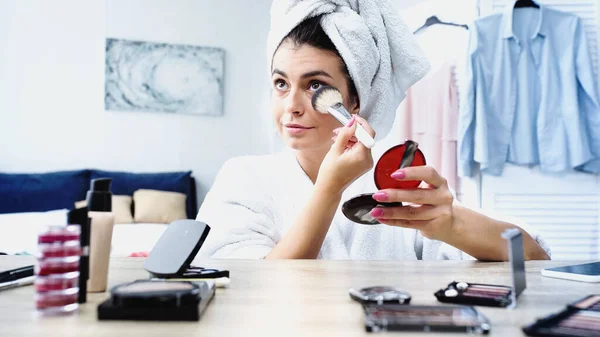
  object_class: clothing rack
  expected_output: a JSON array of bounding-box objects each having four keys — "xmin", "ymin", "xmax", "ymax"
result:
[
  {"xmin": 514, "ymin": 0, "xmax": 539, "ymax": 8},
  {"xmin": 413, "ymin": 15, "xmax": 468, "ymax": 34}
]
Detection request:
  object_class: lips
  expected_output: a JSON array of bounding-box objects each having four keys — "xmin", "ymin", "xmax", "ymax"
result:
[
  {"xmin": 285, "ymin": 124, "xmax": 312, "ymax": 129},
  {"xmin": 284, "ymin": 123, "xmax": 314, "ymax": 135}
]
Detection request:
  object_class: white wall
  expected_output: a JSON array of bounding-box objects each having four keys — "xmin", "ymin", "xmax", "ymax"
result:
[
  {"xmin": 0, "ymin": 0, "xmax": 274, "ymax": 207},
  {"xmin": 0, "ymin": 0, "xmax": 480, "ymax": 210}
]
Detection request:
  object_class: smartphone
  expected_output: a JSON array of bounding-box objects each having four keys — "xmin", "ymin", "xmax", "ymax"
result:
[
  {"xmin": 541, "ymin": 261, "xmax": 600, "ymax": 283},
  {"xmin": 362, "ymin": 304, "xmax": 491, "ymax": 334}
]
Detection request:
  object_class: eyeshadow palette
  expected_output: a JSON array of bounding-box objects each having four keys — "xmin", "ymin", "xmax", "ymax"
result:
[
  {"xmin": 435, "ymin": 281, "xmax": 513, "ymax": 307},
  {"xmin": 573, "ymin": 295, "xmax": 600, "ymax": 311},
  {"xmin": 523, "ymin": 294, "xmax": 600, "ymax": 337},
  {"xmin": 363, "ymin": 304, "xmax": 491, "ymax": 334},
  {"xmin": 434, "ymin": 228, "xmax": 526, "ymax": 308}
]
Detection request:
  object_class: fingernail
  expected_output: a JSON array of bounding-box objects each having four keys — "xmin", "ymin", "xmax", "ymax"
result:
[
  {"xmin": 372, "ymin": 192, "xmax": 388, "ymax": 201},
  {"xmin": 391, "ymin": 170, "xmax": 405, "ymax": 179},
  {"xmin": 346, "ymin": 116, "xmax": 355, "ymax": 127},
  {"xmin": 370, "ymin": 208, "xmax": 384, "ymax": 218},
  {"xmin": 333, "ymin": 128, "xmax": 340, "ymax": 134}
]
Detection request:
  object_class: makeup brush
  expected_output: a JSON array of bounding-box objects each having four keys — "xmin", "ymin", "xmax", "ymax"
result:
[{"xmin": 311, "ymin": 86, "xmax": 376, "ymax": 148}]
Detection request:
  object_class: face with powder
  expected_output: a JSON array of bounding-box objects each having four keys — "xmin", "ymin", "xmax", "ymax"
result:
[{"xmin": 270, "ymin": 17, "xmax": 359, "ymax": 156}]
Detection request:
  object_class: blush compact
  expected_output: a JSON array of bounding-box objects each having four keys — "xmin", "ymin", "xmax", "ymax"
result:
[{"xmin": 342, "ymin": 140, "xmax": 426, "ymax": 225}]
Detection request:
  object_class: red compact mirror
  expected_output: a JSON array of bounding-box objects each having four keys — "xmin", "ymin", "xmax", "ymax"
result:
[{"xmin": 342, "ymin": 140, "xmax": 426, "ymax": 225}]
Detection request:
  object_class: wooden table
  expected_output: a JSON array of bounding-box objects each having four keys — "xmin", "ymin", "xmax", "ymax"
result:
[{"xmin": 0, "ymin": 256, "xmax": 597, "ymax": 336}]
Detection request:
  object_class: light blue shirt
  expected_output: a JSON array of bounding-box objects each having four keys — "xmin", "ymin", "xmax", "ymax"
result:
[{"xmin": 458, "ymin": 2, "xmax": 600, "ymax": 177}]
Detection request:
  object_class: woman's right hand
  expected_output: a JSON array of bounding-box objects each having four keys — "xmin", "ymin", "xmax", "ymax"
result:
[{"xmin": 315, "ymin": 115, "xmax": 376, "ymax": 195}]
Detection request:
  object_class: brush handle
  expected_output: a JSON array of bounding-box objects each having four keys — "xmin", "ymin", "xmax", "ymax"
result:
[
  {"xmin": 327, "ymin": 105, "xmax": 375, "ymax": 148},
  {"xmin": 354, "ymin": 124, "xmax": 375, "ymax": 149}
]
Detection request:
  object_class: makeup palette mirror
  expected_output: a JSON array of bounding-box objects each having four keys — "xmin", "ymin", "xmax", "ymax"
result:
[
  {"xmin": 434, "ymin": 228, "xmax": 527, "ymax": 309},
  {"xmin": 342, "ymin": 140, "xmax": 426, "ymax": 225}
]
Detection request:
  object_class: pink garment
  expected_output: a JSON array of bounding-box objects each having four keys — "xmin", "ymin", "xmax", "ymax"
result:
[
  {"xmin": 128, "ymin": 252, "xmax": 149, "ymax": 258},
  {"xmin": 398, "ymin": 62, "xmax": 459, "ymax": 192}
]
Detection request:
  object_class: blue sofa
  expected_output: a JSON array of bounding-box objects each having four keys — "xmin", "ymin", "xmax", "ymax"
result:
[{"xmin": 0, "ymin": 169, "xmax": 198, "ymax": 219}]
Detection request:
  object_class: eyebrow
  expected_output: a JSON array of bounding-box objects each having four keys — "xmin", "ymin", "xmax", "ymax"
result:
[{"xmin": 272, "ymin": 69, "xmax": 333, "ymax": 79}]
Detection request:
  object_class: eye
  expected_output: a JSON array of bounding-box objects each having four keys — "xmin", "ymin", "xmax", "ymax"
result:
[
  {"xmin": 308, "ymin": 80, "xmax": 324, "ymax": 92},
  {"xmin": 274, "ymin": 79, "xmax": 288, "ymax": 90}
]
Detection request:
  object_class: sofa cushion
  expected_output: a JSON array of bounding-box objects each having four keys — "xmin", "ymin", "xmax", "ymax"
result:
[
  {"xmin": 90, "ymin": 170, "xmax": 194, "ymax": 219},
  {"xmin": 75, "ymin": 195, "xmax": 134, "ymax": 224},
  {"xmin": 133, "ymin": 189, "xmax": 187, "ymax": 224},
  {"xmin": 0, "ymin": 170, "xmax": 89, "ymax": 214}
]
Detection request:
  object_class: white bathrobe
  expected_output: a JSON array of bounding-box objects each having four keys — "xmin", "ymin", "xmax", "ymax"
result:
[{"xmin": 196, "ymin": 150, "xmax": 550, "ymax": 260}]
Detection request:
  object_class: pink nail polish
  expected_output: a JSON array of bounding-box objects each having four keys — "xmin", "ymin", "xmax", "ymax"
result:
[
  {"xmin": 372, "ymin": 192, "xmax": 388, "ymax": 201},
  {"xmin": 391, "ymin": 170, "xmax": 405, "ymax": 179},
  {"xmin": 346, "ymin": 117, "xmax": 355, "ymax": 127},
  {"xmin": 370, "ymin": 208, "xmax": 384, "ymax": 218}
]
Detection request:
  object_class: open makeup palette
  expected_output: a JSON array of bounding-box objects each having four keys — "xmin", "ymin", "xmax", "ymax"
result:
[
  {"xmin": 363, "ymin": 304, "xmax": 491, "ymax": 334},
  {"xmin": 523, "ymin": 295, "xmax": 600, "ymax": 337},
  {"xmin": 434, "ymin": 228, "xmax": 527, "ymax": 308}
]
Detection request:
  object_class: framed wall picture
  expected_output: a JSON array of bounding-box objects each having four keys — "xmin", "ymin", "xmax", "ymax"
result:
[{"xmin": 105, "ymin": 38, "xmax": 225, "ymax": 116}]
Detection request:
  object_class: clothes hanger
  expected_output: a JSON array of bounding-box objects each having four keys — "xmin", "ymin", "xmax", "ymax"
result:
[
  {"xmin": 413, "ymin": 15, "xmax": 469, "ymax": 35},
  {"xmin": 513, "ymin": 0, "xmax": 540, "ymax": 8}
]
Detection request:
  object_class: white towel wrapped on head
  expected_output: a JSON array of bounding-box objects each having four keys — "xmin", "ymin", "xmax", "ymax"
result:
[{"xmin": 267, "ymin": 0, "xmax": 431, "ymax": 140}]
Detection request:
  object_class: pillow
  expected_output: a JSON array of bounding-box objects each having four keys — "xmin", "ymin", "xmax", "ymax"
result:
[
  {"xmin": 0, "ymin": 170, "xmax": 89, "ymax": 214},
  {"xmin": 0, "ymin": 209, "xmax": 69, "ymax": 255},
  {"xmin": 133, "ymin": 189, "xmax": 187, "ymax": 224},
  {"xmin": 74, "ymin": 195, "xmax": 134, "ymax": 224},
  {"xmin": 90, "ymin": 170, "xmax": 194, "ymax": 218}
]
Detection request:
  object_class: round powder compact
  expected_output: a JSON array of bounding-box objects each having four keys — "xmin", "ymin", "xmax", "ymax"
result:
[
  {"xmin": 37, "ymin": 225, "xmax": 81, "ymax": 244},
  {"xmin": 349, "ymin": 286, "xmax": 412, "ymax": 305},
  {"xmin": 36, "ymin": 256, "xmax": 80, "ymax": 276},
  {"xmin": 35, "ymin": 272, "xmax": 80, "ymax": 292},
  {"xmin": 342, "ymin": 140, "xmax": 426, "ymax": 225},
  {"xmin": 35, "ymin": 288, "xmax": 79, "ymax": 313},
  {"xmin": 39, "ymin": 240, "xmax": 81, "ymax": 258}
]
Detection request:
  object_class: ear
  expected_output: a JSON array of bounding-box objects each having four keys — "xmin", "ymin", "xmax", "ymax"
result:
[{"xmin": 350, "ymin": 96, "xmax": 360, "ymax": 115}]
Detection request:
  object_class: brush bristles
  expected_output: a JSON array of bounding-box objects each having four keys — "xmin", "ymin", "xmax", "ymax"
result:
[{"xmin": 311, "ymin": 86, "xmax": 343, "ymax": 113}]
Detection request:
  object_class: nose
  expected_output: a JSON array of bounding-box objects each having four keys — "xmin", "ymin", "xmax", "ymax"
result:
[{"xmin": 283, "ymin": 88, "xmax": 306, "ymax": 116}]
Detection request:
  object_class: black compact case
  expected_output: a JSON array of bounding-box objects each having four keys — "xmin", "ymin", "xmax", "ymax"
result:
[
  {"xmin": 435, "ymin": 228, "xmax": 527, "ymax": 308},
  {"xmin": 523, "ymin": 294, "xmax": 600, "ymax": 337},
  {"xmin": 143, "ymin": 220, "xmax": 229, "ymax": 280},
  {"xmin": 99, "ymin": 220, "xmax": 224, "ymax": 322},
  {"xmin": 97, "ymin": 280, "xmax": 215, "ymax": 321},
  {"xmin": 349, "ymin": 286, "xmax": 412, "ymax": 305}
]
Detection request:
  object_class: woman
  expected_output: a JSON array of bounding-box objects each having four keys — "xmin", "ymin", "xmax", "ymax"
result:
[{"xmin": 197, "ymin": 1, "xmax": 550, "ymax": 261}]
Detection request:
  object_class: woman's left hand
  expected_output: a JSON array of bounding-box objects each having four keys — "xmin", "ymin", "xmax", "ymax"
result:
[{"xmin": 369, "ymin": 166, "xmax": 455, "ymax": 241}]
